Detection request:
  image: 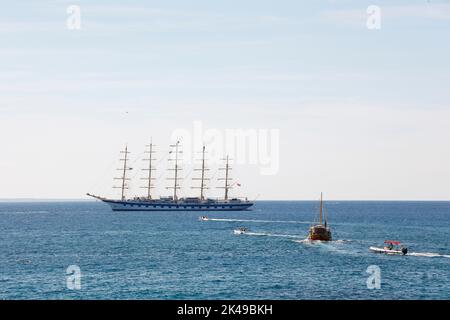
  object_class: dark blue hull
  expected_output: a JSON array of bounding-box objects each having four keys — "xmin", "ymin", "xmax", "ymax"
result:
[{"xmin": 102, "ymin": 199, "xmax": 254, "ymax": 211}]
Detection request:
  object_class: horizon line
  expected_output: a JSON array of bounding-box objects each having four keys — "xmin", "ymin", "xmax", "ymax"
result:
[{"xmin": 0, "ymin": 198, "xmax": 449, "ymax": 202}]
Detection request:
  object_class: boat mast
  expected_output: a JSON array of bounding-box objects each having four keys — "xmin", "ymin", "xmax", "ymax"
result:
[
  {"xmin": 192, "ymin": 146, "xmax": 209, "ymax": 200},
  {"xmin": 218, "ymin": 155, "xmax": 232, "ymax": 201},
  {"xmin": 167, "ymin": 141, "xmax": 182, "ymax": 201},
  {"xmin": 324, "ymin": 193, "xmax": 328, "ymax": 227},
  {"xmin": 141, "ymin": 141, "xmax": 156, "ymax": 200},
  {"xmin": 319, "ymin": 192, "xmax": 323, "ymax": 225},
  {"xmin": 113, "ymin": 145, "xmax": 131, "ymax": 201}
]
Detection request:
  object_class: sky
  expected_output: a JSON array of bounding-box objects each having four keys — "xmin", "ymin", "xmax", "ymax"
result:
[{"xmin": 1, "ymin": 0, "xmax": 449, "ymax": 200}]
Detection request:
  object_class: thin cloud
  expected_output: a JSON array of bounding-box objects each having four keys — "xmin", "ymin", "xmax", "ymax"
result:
[{"xmin": 322, "ymin": 3, "xmax": 450, "ymax": 24}]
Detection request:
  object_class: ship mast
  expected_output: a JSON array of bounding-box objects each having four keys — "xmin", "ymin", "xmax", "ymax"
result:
[
  {"xmin": 319, "ymin": 192, "xmax": 323, "ymax": 225},
  {"xmin": 113, "ymin": 145, "xmax": 131, "ymax": 201},
  {"xmin": 200, "ymin": 146, "xmax": 206, "ymax": 199},
  {"xmin": 324, "ymin": 193, "xmax": 328, "ymax": 227},
  {"xmin": 141, "ymin": 141, "xmax": 156, "ymax": 200},
  {"xmin": 218, "ymin": 155, "xmax": 232, "ymax": 201},
  {"xmin": 167, "ymin": 141, "xmax": 182, "ymax": 201},
  {"xmin": 192, "ymin": 146, "xmax": 209, "ymax": 200}
]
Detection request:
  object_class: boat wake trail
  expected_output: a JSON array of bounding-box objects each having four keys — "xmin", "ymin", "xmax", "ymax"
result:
[
  {"xmin": 293, "ymin": 239, "xmax": 358, "ymax": 255},
  {"xmin": 7, "ymin": 211, "xmax": 49, "ymax": 214},
  {"xmin": 243, "ymin": 232, "xmax": 305, "ymax": 239},
  {"xmin": 206, "ymin": 218, "xmax": 310, "ymax": 224},
  {"xmin": 294, "ymin": 238, "xmax": 312, "ymax": 243},
  {"xmin": 408, "ymin": 252, "xmax": 450, "ymax": 258},
  {"xmin": 293, "ymin": 239, "xmax": 351, "ymax": 244},
  {"xmin": 292, "ymin": 241, "xmax": 449, "ymax": 258},
  {"xmin": 294, "ymin": 241, "xmax": 449, "ymax": 258}
]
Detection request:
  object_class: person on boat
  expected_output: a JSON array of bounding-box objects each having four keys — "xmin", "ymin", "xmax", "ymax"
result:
[{"xmin": 388, "ymin": 243, "xmax": 394, "ymax": 250}]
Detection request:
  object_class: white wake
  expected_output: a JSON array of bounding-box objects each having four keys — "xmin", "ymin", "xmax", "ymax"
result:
[
  {"xmin": 204, "ymin": 218, "xmax": 310, "ymax": 224},
  {"xmin": 408, "ymin": 252, "xmax": 450, "ymax": 258},
  {"xmin": 241, "ymin": 232, "xmax": 305, "ymax": 239}
]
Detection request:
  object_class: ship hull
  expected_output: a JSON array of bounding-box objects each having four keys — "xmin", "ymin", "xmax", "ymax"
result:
[
  {"xmin": 308, "ymin": 234, "xmax": 332, "ymax": 241},
  {"xmin": 308, "ymin": 225, "xmax": 332, "ymax": 241},
  {"xmin": 101, "ymin": 199, "xmax": 254, "ymax": 211}
]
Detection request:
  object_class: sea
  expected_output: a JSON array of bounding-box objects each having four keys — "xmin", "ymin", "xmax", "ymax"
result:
[{"xmin": 0, "ymin": 201, "xmax": 448, "ymax": 300}]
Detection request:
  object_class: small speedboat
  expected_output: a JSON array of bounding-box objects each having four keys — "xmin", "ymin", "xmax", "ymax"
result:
[
  {"xmin": 370, "ymin": 240, "xmax": 408, "ymax": 255},
  {"xmin": 234, "ymin": 227, "xmax": 248, "ymax": 235},
  {"xmin": 199, "ymin": 216, "xmax": 209, "ymax": 221}
]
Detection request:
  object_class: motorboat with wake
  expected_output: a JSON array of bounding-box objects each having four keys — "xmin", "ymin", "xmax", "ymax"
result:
[
  {"xmin": 199, "ymin": 216, "xmax": 209, "ymax": 221},
  {"xmin": 234, "ymin": 227, "xmax": 248, "ymax": 235},
  {"xmin": 370, "ymin": 240, "xmax": 408, "ymax": 255}
]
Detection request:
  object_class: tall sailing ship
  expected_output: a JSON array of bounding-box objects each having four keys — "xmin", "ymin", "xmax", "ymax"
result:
[
  {"xmin": 307, "ymin": 192, "xmax": 332, "ymax": 241},
  {"xmin": 87, "ymin": 141, "xmax": 254, "ymax": 211}
]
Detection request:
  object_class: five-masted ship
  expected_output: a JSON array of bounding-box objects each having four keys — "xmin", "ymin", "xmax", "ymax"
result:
[
  {"xmin": 87, "ymin": 142, "xmax": 254, "ymax": 211},
  {"xmin": 307, "ymin": 192, "xmax": 332, "ymax": 241}
]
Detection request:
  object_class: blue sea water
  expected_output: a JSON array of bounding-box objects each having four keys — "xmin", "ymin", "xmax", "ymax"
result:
[{"xmin": 0, "ymin": 201, "xmax": 448, "ymax": 300}]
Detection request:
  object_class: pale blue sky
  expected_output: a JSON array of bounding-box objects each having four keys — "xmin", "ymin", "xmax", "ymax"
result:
[{"xmin": 1, "ymin": 0, "xmax": 449, "ymax": 200}]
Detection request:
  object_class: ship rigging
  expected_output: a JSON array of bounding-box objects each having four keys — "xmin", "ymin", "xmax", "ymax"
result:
[{"xmin": 87, "ymin": 142, "xmax": 254, "ymax": 211}]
